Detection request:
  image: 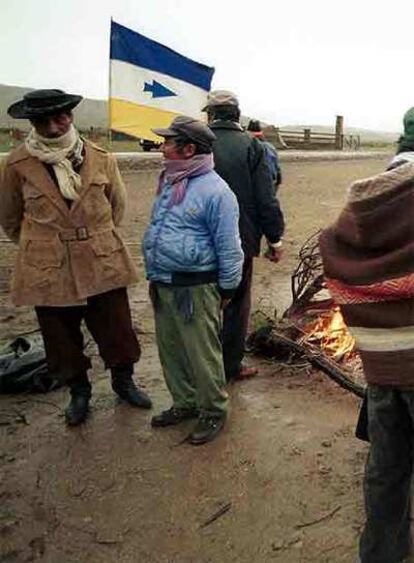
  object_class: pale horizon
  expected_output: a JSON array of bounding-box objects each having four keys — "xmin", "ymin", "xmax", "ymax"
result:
[{"xmin": 1, "ymin": 0, "xmax": 412, "ymax": 134}]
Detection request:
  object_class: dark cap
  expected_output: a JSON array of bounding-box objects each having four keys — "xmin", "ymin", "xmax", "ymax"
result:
[
  {"xmin": 247, "ymin": 119, "xmax": 262, "ymax": 132},
  {"xmin": 152, "ymin": 115, "xmax": 216, "ymax": 145},
  {"xmin": 7, "ymin": 89, "xmax": 83, "ymax": 119},
  {"xmin": 202, "ymin": 89, "xmax": 239, "ymax": 111}
]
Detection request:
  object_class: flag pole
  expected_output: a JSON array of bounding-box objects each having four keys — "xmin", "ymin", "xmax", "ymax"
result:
[{"xmin": 108, "ymin": 17, "xmax": 113, "ymax": 150}]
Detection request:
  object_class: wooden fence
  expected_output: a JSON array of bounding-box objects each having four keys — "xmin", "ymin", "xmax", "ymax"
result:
[{"xmin": 265, "ymin": 127, "xmax": 360, "ymax": 151}]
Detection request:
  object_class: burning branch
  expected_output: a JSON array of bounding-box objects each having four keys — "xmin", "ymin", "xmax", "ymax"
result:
[{"xmin": 249, "ymin": 230, "xmax": 365, "ymax": 397}]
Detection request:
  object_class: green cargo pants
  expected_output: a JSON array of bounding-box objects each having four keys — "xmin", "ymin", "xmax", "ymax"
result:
[{"xmin": 152, "ymin": 283, "xmax": 228, "ymax": 418}]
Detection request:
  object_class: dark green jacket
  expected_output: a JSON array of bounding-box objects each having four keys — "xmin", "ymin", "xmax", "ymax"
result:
[{"xmin": 209, "ymin": 120, "xmax": 284, "ymax": 256}]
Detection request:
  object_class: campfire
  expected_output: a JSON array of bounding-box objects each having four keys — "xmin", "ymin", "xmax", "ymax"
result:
[
  {"xmin": 300, "ymin": 307, "xmax": 355, "ymax": 362},
  {"xmin": 248, "ymin": 232, "xmax": 365, "ymax": 397}
]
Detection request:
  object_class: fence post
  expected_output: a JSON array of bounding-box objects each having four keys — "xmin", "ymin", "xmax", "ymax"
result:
[
  {"xmin": 304, "ymin": 128, "xmax": 311, "ymax": 147},
  {"xmin": 335, "ymin": 115, "xmax": 344, "ymax": 150}
]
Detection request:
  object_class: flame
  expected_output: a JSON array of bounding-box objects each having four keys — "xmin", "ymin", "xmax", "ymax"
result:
[{"xmin": 301, "ymin": 307, "xmax": 355, "ymax": 360}]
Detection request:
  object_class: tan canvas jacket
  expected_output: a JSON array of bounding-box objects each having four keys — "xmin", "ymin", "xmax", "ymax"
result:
[{"xmin": 0, "ymin": 140, "xmax": 138, "ymax": 306}]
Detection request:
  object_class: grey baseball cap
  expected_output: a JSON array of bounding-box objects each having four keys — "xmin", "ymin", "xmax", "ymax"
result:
[
  {"xmin": 202, "ymin": 89, "xmax": 239, "ymax": 111},
  {"xmin": 152, "ymin": 115, "xmax": 216, "ymax": 144}
]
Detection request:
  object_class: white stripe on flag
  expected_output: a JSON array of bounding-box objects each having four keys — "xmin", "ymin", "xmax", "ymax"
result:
[{"xmin": 110, "ymin": 60, "xmax": 208, "ymax": 118}]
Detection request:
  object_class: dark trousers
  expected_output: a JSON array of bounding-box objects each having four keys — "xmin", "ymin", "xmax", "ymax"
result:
[
  {"xmin": 359, "ymin": 385, "xmax": 414, "ymax": 563},
  {"xmin": 222, "ymin": 257, "xmax": 253, "ymax": 381},
  {"xmin": 35, "ymin": 288, "xmax": 140, "ymax": 393}
]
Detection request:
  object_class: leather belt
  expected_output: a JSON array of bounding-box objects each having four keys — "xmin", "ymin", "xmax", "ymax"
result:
[{"xmin": 58, "ymin": 227, "xmax": 89, "ymax": 242}]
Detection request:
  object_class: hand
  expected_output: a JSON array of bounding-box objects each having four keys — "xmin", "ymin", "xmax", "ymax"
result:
[
  {"xmin": 221, "ymin": 298, "xmax": 231, "ymax": 309},
  {"xmin": 264, "ymin": 245, "xmax": 283, "ymax": 263}
]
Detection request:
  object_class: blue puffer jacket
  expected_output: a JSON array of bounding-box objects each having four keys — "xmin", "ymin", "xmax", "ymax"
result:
[{"xmin": 143, "ymin": 170, "xmax": 244, "ymax": 291}]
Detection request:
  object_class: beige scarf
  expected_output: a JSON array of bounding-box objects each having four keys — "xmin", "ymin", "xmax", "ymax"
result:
[{"xmin": 25, "ymin": 125, "xmax": 84, "ymax": 201}]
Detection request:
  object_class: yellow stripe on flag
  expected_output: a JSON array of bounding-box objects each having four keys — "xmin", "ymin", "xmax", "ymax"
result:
[{"xmin": 110, "ymin": 98, "xmax": 180, "ymax": 142}]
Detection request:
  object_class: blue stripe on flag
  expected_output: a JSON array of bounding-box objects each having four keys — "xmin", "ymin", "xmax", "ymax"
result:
[{"xmin": 110, "ymin": 21, "xmax": 214, "ymax": 91}]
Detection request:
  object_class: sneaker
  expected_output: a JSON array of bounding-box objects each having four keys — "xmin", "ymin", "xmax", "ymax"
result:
[
  {"xmin": 188, "ymin": 414, "xmax": 226, "ymax": 445},
  {"xmin": 151, "ymin": 407, "xmax": 198, "ymax": 427}
]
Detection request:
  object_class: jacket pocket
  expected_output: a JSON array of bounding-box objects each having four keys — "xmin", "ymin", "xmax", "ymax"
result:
[
  {"xmin": 90, "ymin": 173, "xmax": 109, "ymax": 184},
  {"xmin": 82, "ymin": 175, "xmax": 112, "ymax": 214},
  {"xmin": 23, "ymin": 188, "xmax": 53, "ymax": 218},
  {"xmin": 89, "ymin": 175, "xmax": 110, "ymax": 195},
  {"xmin": 23, "ymin": 239, "xmax": 64, "ymax": 269},
  {"xmin": 89, "ymin": 231, "xmax": 123, "ymax": 257}
]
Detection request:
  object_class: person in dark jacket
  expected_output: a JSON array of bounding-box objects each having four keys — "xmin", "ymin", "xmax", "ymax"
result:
[
  {"xmin": 247, "ymin": 119, "xmax": 282, "ymax": 191},
  {"xmin": 203, "ymin": 90, "xmax": 285, "ymax": 381}
]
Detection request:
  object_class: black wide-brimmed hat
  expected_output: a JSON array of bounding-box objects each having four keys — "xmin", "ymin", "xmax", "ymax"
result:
[{"xmin": 7, "ymin": 89, "xmax": 83, "ymax": 119}]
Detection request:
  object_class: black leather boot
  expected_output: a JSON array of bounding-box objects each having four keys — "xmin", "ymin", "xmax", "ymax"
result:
[
  {"xmin": 111, "ymin": 364, "xmax": 152, "ymax": 409},
  {"xmin": 65, "ymin": 374, "xmax": 91, "ymax": 426}
]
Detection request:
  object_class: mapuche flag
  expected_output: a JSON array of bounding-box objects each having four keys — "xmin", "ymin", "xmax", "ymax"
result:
[{"xmin": 110, "ymin": 21, "xmax": 215, "ymax": 141}]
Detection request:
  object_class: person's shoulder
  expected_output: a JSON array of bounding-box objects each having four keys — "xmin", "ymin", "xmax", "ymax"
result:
[
  {"xmin": 84, "ymin": 139, "xmax": 108, "ymax": 155},
  {"xmin": 84, "ymin": 140, "xmax": 118, "ymax": 168},
  {"xmin": 210, "ymin": 169, "xmax": 230, "ymax": 189},
  {"xmin": 348, "ymin": 163, "xmax": 414, "ymax": 203},
  {"xmin": 191, "ymin": 169, "xmax": 229, "ymax": 193},
  {"xmin": 262, "ymin": 140, "xmax": 277, "ymax": 154},
  {"xmin": 204, "ymin": 171, "xmax": 237, "ymax": 202},
  {"xmin": 250, "ymin": 135, "xmax": 264, "ymax": 146},
  {"xmin": 5, "ymin": 144, "xmax": 30, "ymax": 167},
  {"xmin": 248, "ymin": 135, "xmax": 267, "ymax": 157}
]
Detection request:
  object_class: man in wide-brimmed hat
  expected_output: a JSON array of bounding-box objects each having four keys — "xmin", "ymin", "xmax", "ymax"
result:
[{"xmin": 0, "ymin": 89, "xmax": 152, "ymax": 426}]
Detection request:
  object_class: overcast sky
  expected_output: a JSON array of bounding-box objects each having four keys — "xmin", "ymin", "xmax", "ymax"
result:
[{"xmin": 1, "ymin": 0, "xmax": 413, "ymax": 132}]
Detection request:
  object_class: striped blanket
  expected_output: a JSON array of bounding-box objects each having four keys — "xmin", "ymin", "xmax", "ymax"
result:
[{"xmin": 319, "ymin": 163, "xmax": 414, "ymax": 386}]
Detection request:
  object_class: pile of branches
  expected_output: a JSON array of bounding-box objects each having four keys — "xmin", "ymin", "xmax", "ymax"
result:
[{"xmin": 248, "ymin": 231, "xmax": 365, "ymax": 398}]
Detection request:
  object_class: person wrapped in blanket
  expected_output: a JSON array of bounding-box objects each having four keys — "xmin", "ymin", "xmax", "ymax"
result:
[
  {"xmin": 142, "ymin": 116, "xmax": 244, "ymax": 446},
  {"xmin": 319, "ymin": 109, "xmax": 414, "ymax": 563}
]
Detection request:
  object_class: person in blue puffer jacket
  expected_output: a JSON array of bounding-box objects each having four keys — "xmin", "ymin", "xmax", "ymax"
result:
[{"xmin": 142, "ymin": 115, "xmax": 244, "ymax": 445}]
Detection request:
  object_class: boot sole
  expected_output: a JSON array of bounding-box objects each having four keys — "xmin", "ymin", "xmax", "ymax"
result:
[
  {"xmin": 65, "ymin": 411, "xmax": 89, "ymax": 426},
  {"xmin": 115, "ymin": 395, "xmax": 153, "ymax": 409},
  {"xmin": 188, "ymin": 424, "xmax": 225, "ymax": 445},
  {"xmin": 121, "ymin": 400, "xmax": 153, "ymax": 410},
  {"xmin": 151, "ymin": 415, "xmax": 197, "ymax": 427}
]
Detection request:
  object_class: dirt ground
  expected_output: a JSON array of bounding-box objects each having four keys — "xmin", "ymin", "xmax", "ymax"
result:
[{"xmin": 0, "ymin": 156, "xmax": 390, "ymax": 563}]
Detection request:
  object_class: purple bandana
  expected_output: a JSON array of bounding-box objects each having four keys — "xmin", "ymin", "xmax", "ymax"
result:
[{"xmin": 157, "ymin": 154, "xmax": 214, "ymax": 206}]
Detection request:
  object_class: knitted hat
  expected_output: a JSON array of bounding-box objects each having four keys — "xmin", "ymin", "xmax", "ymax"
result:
[{"xmin": 397, "ymin": 107, "xmax": 414, "ymax": 154}]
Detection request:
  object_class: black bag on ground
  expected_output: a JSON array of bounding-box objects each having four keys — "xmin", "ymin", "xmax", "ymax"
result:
[{"xmin": 0, "ymin": 336, "xmax": 60, "ymax": 393}]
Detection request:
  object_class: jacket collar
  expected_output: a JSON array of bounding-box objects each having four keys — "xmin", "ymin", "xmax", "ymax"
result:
[{"xmin": 209, "ymin": 120, "xmax": 244, "ymax": 132}]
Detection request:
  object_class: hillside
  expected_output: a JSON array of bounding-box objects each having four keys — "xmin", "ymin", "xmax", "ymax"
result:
[
  {"xmin": 0, "ymin": 83, "xmax": 400, "ymax": 143},
  {"xmin": 0, "ymin": 84, "xmax": 107, "ymax": 129}
]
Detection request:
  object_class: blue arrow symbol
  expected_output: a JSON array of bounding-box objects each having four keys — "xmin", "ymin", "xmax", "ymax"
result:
[{"xmin": 143, "ymin": 80, "xmax": 177, "ymax": 98}]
